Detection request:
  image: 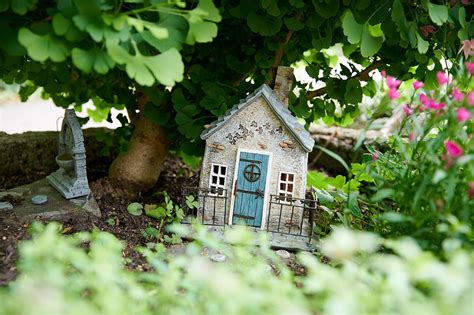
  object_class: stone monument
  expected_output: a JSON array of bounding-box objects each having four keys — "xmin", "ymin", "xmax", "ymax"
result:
[{"xmin": 47, "ymin": 109, "xmax": 90, "ymax": 199}]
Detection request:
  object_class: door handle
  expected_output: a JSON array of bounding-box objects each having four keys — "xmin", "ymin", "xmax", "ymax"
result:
[{"xmin": 255, "ymin": 189, "xmax": 264, "ymax": 198}]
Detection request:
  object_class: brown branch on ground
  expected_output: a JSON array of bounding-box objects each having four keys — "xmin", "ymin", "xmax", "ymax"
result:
[
  {"xmin": 266, "ymin": 29, "xmax": 295, "ymax": 86},
  {"xmin": 305, "ymin": 60, "xmax": 383, "ymax": 100}
]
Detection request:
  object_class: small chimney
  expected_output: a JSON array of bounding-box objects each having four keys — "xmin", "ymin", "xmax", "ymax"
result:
[{"xmin": 273, "ymin": 66, "xmax": 294, "ymax": 108}]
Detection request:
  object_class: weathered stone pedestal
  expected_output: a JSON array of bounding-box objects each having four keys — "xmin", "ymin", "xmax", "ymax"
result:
[{"xmin": 47, "ymin": 109, "xmax": 90, "ymax": 199}]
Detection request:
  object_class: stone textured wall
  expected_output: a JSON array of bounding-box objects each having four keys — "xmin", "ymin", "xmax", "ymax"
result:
[
  {"xmin": 198, "ymin": 96, "xmax": 309, "ymax": 226},
  {"xmin": 0, "ymin": 128, "xmax": 112, "ymax": 189}
]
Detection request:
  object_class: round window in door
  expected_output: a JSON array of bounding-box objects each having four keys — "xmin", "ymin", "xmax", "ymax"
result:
[{"xmin": 244, "ymin": 164, "xmax": 261, "ymax": 182}]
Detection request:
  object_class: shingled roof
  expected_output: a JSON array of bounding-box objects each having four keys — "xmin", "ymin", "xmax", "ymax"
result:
[{"xmin": 200, "ymin": 84, "xmax": 315, "ymax": 152}]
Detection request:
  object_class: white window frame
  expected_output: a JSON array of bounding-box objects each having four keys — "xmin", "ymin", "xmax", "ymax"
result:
[
  {"xmin": 209, "ymin": 163, "xmax": 227, "ymax": 196},
  {"xmin": 277, "ymin": 171, "xmax": 295, "ymax": 202}
]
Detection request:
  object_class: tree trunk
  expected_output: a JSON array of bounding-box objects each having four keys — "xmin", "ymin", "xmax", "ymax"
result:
[{"xmin": 109, "ymin": 96, "xmax": 169, "ymax": 192}]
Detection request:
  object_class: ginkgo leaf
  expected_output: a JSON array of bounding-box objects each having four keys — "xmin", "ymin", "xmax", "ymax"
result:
[
  {"xmin": 18, "ymin": 28, "xmax": 69, "ymax": 62},
  {"xmin": 71, "ymin": 47, "xmax": 115, "ymax": 74},
  {"xmin": 185, "ymin": 0, "xmax": 221, "ymax": 44},
  {"xmin": 107, "ymin": 43, "xmax": 183, "ymax": 86},
  {"xmin": 342, "ymin": 11, "xmax": 363, "ymax": 44}
]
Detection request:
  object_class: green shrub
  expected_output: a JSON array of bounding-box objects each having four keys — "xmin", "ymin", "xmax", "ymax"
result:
[
  {"xmin": 0, "ymin": 222, "xmax": 472, "ymax": 315},
  {"xmin": 366, "ymin": 63, "xmax": 474, "ymax": 250}
]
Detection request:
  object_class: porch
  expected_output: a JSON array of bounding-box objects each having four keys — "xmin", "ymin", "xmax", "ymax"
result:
[{"xmin": 179, "ymin": 187, "xmax": 319, "ymax": 251}]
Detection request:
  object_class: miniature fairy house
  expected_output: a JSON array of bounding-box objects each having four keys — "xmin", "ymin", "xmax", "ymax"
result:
[
  {"xmin": 47, "ymin": 109, "xmax": 90, "ymax": 199},
  {"xmin": 198, "ymin": 67, "xmax": 315, "ymax": 229}
]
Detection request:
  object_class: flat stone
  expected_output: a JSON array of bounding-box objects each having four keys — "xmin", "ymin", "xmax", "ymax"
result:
[
  {"xmin": 0, "ymin": 178, "xmax": 100, "ymax": 220},
  {"xmin": 210, "ymin": 253, "xmax": 226, "ymax": 262},
  {"xmin": 31, "ymin": 194, "xmax": 48, "ymax": 205},
  {"xmin": 0, "ymin": 201, "xmax": 13, "ymax": 212},
  {"xmin": 275, "ymin": 249, "xmax": 291, "ymax": 259}
]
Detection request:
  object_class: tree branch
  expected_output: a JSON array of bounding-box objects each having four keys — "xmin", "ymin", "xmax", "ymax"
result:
[
  {"xmin": 266, "ymin": 29, "xmax": 295, "ymax": 86},
  {"xmin": 305, "ymin": 60, "xmax": 383, "ymax": 100}
]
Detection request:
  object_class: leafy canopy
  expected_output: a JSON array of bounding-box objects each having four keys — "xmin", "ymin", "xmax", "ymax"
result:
[{"xmin": 0, "ymin": 0, "xmax": 471, "ymax": 158}]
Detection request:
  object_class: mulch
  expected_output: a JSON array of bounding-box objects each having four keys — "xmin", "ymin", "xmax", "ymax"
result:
[{"xmin": 0, "ymin": 155, "xmax": 306, "ymax": 286}]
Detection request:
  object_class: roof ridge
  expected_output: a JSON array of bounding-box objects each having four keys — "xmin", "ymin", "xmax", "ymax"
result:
[{"xmin": 200, "ymin": 84, "xmax": 314, "ymax": 152}]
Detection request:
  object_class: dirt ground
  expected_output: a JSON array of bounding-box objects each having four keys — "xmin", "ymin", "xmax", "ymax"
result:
[
  {"xmin": 0, "ymin": 156, "xmax": 306, "ymax": 285},
  {"xmin": 0, "ymin": 155, "xmax": 199, "ymax": 285}
]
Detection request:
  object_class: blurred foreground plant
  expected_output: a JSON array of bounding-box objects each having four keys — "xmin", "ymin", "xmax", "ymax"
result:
[{"xmin": 0, "ymin": 222, "xmax": 472, "ymax": 315}]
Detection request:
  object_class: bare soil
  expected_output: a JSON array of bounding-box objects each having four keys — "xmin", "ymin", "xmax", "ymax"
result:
[{"xmin": 0, "ymin": 155, "xmax": 306, "ymax": 286}]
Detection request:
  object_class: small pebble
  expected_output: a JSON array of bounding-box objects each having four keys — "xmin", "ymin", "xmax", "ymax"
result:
[
  {"xmin": 32, "ymin": 195, "xmax": 48, "ymax": 205},
  {"xmin": 276, "ymin": 249, "xmax": 291, "ymax": 259},
  {"xmin": 0, "ymin": 201, "xmax": 13, "ymax": 212},
  {"xmin": 210, "ymin": 254, "xmax": 226, "ymax": 263}
]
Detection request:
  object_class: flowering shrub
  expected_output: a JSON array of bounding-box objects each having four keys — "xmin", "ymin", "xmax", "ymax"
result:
[
  {"xmin": 368, "ymin": 61, "xmax": 473, "ymax": 250},
  {"xmin": 0, "ymin": 223, "xmax": 472, "ymax": 315}
]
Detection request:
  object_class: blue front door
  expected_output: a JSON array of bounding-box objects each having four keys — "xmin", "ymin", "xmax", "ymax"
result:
[{"xmin": 232, "ymin": 151, "xmax": 269, "ymax": 227}]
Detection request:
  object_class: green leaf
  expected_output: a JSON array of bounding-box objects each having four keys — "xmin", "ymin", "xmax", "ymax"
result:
[
  {"xmin": 289, "ymin": 0, "xmax": 305, "ymax": 8},
  {"xmin": 391, "ymin": 0, "xmax": 409, "ymax": 42},
  {"xmin": 185, "ymin": 196, "xmax": 199, "ymax": 209},
  {"xmin": 344, "ymin": 79, "xmax": 362, "ymax": 104},
  {"xmin": 0, "ymin": 0, "xmax": 8, "ymax": 12},
  {"xmin": 53, "ymin": 13, "xmax": 72, "ymax": 36},
  {"xmin": 312, "ymin": 0, "xmax": 339, "ymax": 18},
  {"xmin": 347, "ymin": 192, "xmax": 362, "ymax": 218},
  {"xmin": 378, "ymin": 211, "xmax": 412, "ymax": 223},
  {"xmin": 326, "ymin": 175, "xmax": 346, "ymax": 189},
  {"xmin": 367, "ymin": 23, "xmax": 383, "ymax": 37},
  {"xmin": 314, "ymin": 188, "xmax": 334, "ymax": 205},
  {"xmin": 107, "ymin": 43, "xmax": 184, "ymax": 86},
  {"xmin": 185, "ymin": 0, "xmax": 221, "ymax": 44},
  {"xmin": 426, "ymin": 2, "xmax": 448, "ymax": 26},
  {"xmin": 371, "ymin": 188, "xmax": 395, "ymax": 202},
  {"xmin": 342, "ymin": 11, "xmax": 363, "ymax": 44},
  {"xmin": 315, "ymin": 145, "xmax": 350, "ymax": 173},
  {"xmin": 141, "ymin": 14, "xmax": 187, "ymax": 52},
  {"xmin": 71, "ymin": 47, "xmax": 114, "ymax": 74},
  {"xmin": 11, "ymin": 0, "xmax": 37, "ymax": 15},
  {"xmin": 284, "ymin": 17, "xmax": 305, "ymax": 31},
  {"xmin": 145, "ymin": 206, "xmax": 167, "ymax": 220},
  {"xmin": 261, "ymin": 0, "xmax": 280, "ymax": 16},
  {"xmin": 127, "ymin": 202, "xmax": 143, "ymax": 216},
  {"xmin": 127, "ymin": 17, "xmax": 169, "ymax": 39},
  {"xmin": 306, "ymin": 171, "xmax": 329, "ymax": 189},
  {"xmin": 360, "ymin": 27, "xmax": 383, "ymax": 57},
  {"xmin": 18, "ymin": 28, "xmax": 69, "ymax": 62},
  {"xmin": 247, "ymin": 13, "xmax": 282, "ymax": 36},
  {"xmin": 416, "ymin": 32, "xmax": 429, "ymax": 54}
]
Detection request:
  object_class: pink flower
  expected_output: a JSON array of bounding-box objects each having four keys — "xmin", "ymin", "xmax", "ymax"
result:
[
  {"xmin": 420, "ymin": 93, "xmax": 444, "ymax": 110},
  {"xmin": 403, "ymin": 105, "xmax": 413, "ymax": 116},
  {"xmin": 466, "ymin": 62, "xmax": 474, "ymax": 75},
  {"xmin": 388, "ymin": 88, "xmax": 401, "ymax": 100},
  {"xmin": 436, "ymin": 71, "xmax": 449, "ymax": 85},
  {"xmin": 459, "ymin": 39, "xmax": 474, "ymax": 59},
  {"xmin": 457, "ymin": 107, "xmax": 471, "ymax": 122},
  {"xmin": 372, "ymin": 153, "xmax": 379, "ymax": 161},
  {"xmin": 468, "ymin": 92, "xmax": 474, "ymax": 106},
  {"xmin": 412, "ymin": 81, "xmax": 424, "ymax": 90},
  {"xmin": 451, "ymin": 88, "xmax": 464, "ymax": 102},
  {"xmin": 387, "ymin": 76, "xmax": 401, "ymax": 89},
  {"xmin": 409, "ymin": 133, "xmax": 415, "ymax": 141},
  {"xmin": 445, "ymin": 140, "xmax": 463, "ymax": 158},
  {"xmin": 461, "ymin": 0, "xmax": 469, "ymax": 4},
  {"xmin": 381, "ymin": 70, "xmax": 386, "ymax": 77}
]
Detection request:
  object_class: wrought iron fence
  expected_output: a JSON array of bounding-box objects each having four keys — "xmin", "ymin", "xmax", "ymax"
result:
[
  {"xmin": 181, "ymin": 187, "xmax": 228, "ymax": 227},
  {"xmin": 266, "ymin": 195, "xmax": 318, "ymax": 242},
  {"xmin": 180, "ymin": 187, "xmax": 318, "ymax": 242}
]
